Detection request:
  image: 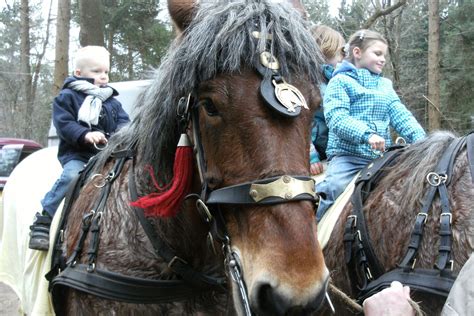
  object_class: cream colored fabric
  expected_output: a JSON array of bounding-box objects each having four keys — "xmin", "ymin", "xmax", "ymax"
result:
[
  {"xmin": 0, "ymin": 146, "xmax": 62, "ymax": 316},
  {"xmin": 313, "ymin": 164, "xmax": 358, "ymax": 249},
  {"xmin": 441, "ymin": 253, "xmax": 474, "ymax": 316}
]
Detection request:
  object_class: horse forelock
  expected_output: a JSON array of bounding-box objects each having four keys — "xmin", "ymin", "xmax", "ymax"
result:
[{"xmin": 97, "ymin": 0, "xmax": 323, "ymax": 184}]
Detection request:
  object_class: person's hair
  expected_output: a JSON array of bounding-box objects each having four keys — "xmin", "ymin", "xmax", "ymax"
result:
[
  {"xmin": 74, "ymin": 46, "xmax": 110, "ymax": 70},
  {"xmin": 345, "ymin": 29, "xmax": 387, "ymax": 64},
  {"xmin": 310, "ymin": 25, "xmax": 345, "ymax": 61}
]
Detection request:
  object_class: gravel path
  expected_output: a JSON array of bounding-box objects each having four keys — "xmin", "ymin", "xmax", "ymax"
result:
[{"xmin": 0, "ymin": 282, "xmax": 21, "ymax": 315}]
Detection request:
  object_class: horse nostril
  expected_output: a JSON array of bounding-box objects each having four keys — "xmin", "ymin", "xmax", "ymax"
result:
[{"xmin": 255, "ymin": 283, "xmax": 290, "ymax": 316}]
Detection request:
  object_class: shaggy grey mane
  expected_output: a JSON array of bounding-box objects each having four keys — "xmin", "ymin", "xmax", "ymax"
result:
[{"xmin": 97, "ymin": 0, "xmax": 324, "ymax": 184}]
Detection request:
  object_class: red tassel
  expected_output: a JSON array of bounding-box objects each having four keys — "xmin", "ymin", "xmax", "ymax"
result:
[{"xmin": 130, "ymin": 134, "xmax": 193, "ymax": 217}]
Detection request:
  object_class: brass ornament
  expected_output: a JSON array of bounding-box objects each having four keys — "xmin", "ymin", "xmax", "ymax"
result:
[
  {"xmin": 252, "ymin": 31, "xmax": 273, "ymax": 41},
  {"xmin": 259, "ymin": 52, "xmax": 280, "ymax": 70},
  {"xmin": 272, "ymin": 79, "xmax": 308, "ymax": 112},
  {"xmin": 249, "ymin": 176, "xmax": 316, "ymax": 202}
]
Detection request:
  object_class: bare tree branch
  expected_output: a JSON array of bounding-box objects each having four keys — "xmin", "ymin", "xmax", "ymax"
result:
[{"xmin": 363, "ymin": 0, "xmax": 408, "ymax": 29}]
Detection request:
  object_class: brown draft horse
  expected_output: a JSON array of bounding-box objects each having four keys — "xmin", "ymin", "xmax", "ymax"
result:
[
  {"xmin": 320, "ymin": 131, "xmax": 473, "ymax": 315},
  {"xmin": 52, "ymin": 1, "xmax": 329, "ymax": 315}
]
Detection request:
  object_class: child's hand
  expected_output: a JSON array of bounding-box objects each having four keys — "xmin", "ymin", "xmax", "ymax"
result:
[
  {"xmin": 310, "ymin": 162, "xmax": 324, "ymax": 175},
  {"xmin": 84, "ymin": 131, "xmax": 107, "ymax": 145},
  {"xmin": 368, "ymin": 134, "xmax": 385, "ymax": 152}
]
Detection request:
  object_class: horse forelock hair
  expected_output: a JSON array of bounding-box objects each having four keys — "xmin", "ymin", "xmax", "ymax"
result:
[
  {"xmin": 97, "ymin": 0, "xmax": 323, "ymax": 184},
  {"xmin": 380, "ymin": 131, "xmax": 459, "ymax": 213}
]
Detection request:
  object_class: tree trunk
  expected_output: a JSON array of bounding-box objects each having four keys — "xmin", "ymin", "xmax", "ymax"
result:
[
  {"xmin": 32, "ymin": 0, "xmax": 53, "ymax": 101},
  {"xmin": 427, "ymin": 0, "xmax": 441, "ymax": 130},
  {"xmin": 79, "ymin": 0, "xmax": 104, "ymax": 46},
  {"xmin": 20, "ymin": 0, "xmax": 32, "ymax": 138},
  {"xmin": 53, "ymin": 0, "xmax": 71, "ymax": 95}
]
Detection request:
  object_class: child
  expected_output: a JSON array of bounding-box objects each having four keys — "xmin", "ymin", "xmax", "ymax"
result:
[
  {"xmin": 315, "ymin": 29, "xmax": 425, "ymax": 220},
  {"xmin": 29, "ymin": 46, "xmax": 130, "ymax": 250},
  {"xmin": 309, "ymin": 25, "xmax": 345, "ymax": 175}
]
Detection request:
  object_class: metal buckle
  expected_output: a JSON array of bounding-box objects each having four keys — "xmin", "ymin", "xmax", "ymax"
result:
[
  {"xmin": 168, "ymin": 256, "xmax": 188, "ymax": 269},
  {"xmin": 395, "ymin": 137, "xmax": 407, "ymax": 145},
  {"xmin": 365, "ymin": 266, "xmax": 373, "ymax": 280},
  {"xmin": 87, "ymin": 262, "xmax": 96, "ymax": 272},
  {"xmin": 93, "ymin": 142, "xmax": 108, "ymax": 151},
  {"xmin": 177, "ymin": 93, "xmax": 192, "ymax": 117},
  {"xmin": 440, "ymin": 213, "xmax": 452, "ymax": 224},
  {"xmin": 416, "ymin": 212, "xmax": 428, "ymax": 224},
  {"xmin": 196, "ymin": 199, "xmax": 213, "ymax": 223},
  {"xmin": 426, "ymin": 172, "xmax": 447, "ymax": 186},
  {"xmin": 347, "ymin": 215, "xmax": 357, "ymax": 227}
]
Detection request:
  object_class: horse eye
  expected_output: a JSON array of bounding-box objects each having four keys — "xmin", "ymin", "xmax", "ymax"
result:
[{"xmin": 200, "ymin": 99, "xmax": 219, "ymax": 116}]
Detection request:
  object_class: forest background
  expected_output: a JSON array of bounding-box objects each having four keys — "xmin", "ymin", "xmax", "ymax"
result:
[{"xmin": 0, "ymin": 0, "xmax": 472, "ymax": 145}]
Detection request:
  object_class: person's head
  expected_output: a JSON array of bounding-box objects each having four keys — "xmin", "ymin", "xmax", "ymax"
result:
[
  {"xmin": 345, "ymin": 29, "xmax": 388, "ymax": 74},
  {"xmin": 73, "ymin": 46, "xmax": 110, "ymax": 86},
  {"xmin": 310, "ymin": 25, "xmax": 345, "ymax": 67}
]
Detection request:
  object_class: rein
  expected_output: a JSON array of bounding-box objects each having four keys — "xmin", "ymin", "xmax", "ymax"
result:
[{"xmin": 344, "ymin": 132, "xmax": 473, "ymax": 304}]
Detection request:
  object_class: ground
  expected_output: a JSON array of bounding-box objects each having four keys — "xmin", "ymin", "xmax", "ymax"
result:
[{"xmin": 0, "ymin": 282, "xmax": 21, "ymax": 315}]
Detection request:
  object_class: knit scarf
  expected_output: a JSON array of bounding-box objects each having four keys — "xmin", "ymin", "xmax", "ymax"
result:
[{"xmin": 69, "ymin": 80, "xmax": 114, "ymax": 127}]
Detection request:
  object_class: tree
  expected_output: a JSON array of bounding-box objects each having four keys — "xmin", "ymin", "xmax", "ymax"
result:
[
  {"xmin": 102, "ymin": 0, "xmax": 172, "ymax": 80},
  {"xmin": 53, "ymin": 0, "xmax": 71, "ymax": 95},
  {"xmin": 427, "ymin": 0, "xmax": 441, "ymax": 130},
  {"xmin": 20, "ymin": 0, "xmax": 33, "ymax": 138},
  {"xmin": 79, "ymin": 0, "xmax": 104, "ymax": 46}
]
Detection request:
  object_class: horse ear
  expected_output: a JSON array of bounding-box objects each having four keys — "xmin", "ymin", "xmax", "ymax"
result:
[
  {"xmin": 285, "ymin": 0, "xmax": 309, "ymax": 20},
  {"xmin": 168, "ymin": 0, "xmax": 198, "ymax": 33}
]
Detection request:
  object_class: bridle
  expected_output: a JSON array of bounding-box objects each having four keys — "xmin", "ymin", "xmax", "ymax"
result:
[{"xmin": 175, "ymin": 38, "xmax": 320, "ymax": 314}]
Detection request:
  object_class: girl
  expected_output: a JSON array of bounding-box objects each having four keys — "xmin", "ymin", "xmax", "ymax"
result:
[
  {"xmin": 309, "ymin": 25, "xmax": 345, "ymax": 175},
  {"xmin": 315, "ymin": 29, "xmax": 425, "ymax": 220}
]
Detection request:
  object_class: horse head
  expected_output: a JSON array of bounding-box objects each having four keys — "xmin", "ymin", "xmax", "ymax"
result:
[{"xmin": 161, "ymin": 1, "xmax": 328, "ymax": 314}]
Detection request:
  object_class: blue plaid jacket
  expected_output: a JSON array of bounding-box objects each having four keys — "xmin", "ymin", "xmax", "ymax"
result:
[{"xmin": 324, "ymin": 61, "xmax": 425, "ymax": 160}]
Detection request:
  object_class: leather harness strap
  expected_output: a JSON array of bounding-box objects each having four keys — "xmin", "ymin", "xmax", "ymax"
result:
[
  {"xmin": 344, "ymin": 133, "xmax": 471, "ymax": 302},
  {"xmin": 128, "ymin": 165, "xmax": 226, "ymax": 289},
  {"xmin": 48, "ymin": 143, "xmax": 225, "ymax": 307},
  {"xmin": 344, "ymin": 146, "xmax": 406, "ymax": 292}
]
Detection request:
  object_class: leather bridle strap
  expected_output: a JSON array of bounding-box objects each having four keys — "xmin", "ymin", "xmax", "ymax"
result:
[
  {"xmin": 206, "ymin": 175, "xmax": 317, "ymax": 205},
  {"xmin": 128, "ymin": 164, "xmax": 226, "ymax": 289}
]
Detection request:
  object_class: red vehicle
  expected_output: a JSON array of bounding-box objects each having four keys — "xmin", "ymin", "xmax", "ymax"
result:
[{"xmin": 0, "ymin": 138, "xmax": 43, "ymax": 191}]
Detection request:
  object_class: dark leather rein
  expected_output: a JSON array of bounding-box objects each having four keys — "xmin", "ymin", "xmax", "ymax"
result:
[{"xmin": 344, "ymin": 131, "xmax": 474, "ymax": 303}]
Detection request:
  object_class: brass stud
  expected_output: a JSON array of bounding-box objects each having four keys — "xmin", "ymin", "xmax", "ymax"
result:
[
  {"xmin": 283, "ymin": 175, "xmax": 291, "ymax": 183},
  {"xmin": 250, "ymin": 190, "xmax": 258, "ymax": 198},
  {"xmin": 285, "ymin": 192, "xmax": 292, "ymax": 199}
]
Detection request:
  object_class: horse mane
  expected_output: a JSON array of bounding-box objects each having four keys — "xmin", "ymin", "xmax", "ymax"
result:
[
  {"xmin": 96, "ymin": 0, "xmax": 323, "ymax": 186},
  {"xmin": 376, "ymin": 131, "xmax": 459, "ymax": 217}
]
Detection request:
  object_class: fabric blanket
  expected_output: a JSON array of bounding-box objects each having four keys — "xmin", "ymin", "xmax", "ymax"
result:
[
  {"xmin": 0, "ymin": 146, "xmax": 62, "ymax": 315},
  {"xmin": 313, "ymin": 162, "xmax": 357, "ymax": 249}
]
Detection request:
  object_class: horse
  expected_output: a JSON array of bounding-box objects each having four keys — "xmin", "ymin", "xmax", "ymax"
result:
[
  {"xmin": 319, "ymin": 131, "xmax": 474, "ymax": 315},
  {"xmin": 1, "ymin": 1, "xmax": 332, "ymax": 315}
]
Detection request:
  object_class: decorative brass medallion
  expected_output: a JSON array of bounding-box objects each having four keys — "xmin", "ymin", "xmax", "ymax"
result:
[
  {"xmin": 249, "ymin": 175, "xmax": 315, "ymax": 202},
  {"xmin": 272, "ymin": 79, "xmax": 308, "ymax": 112}
]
